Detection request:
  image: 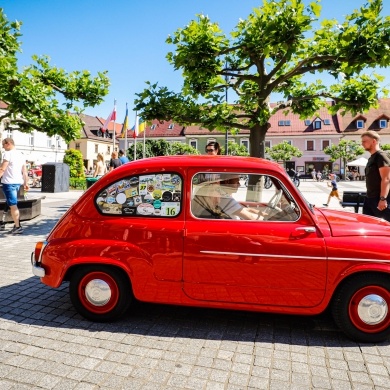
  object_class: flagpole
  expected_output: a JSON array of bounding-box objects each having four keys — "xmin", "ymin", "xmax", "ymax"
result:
[
  {"xmin": 124, "ymin": 102, "xmax": 128, "ymax": 154},
  {"xmin": 112, "ymin": 99, "xmax": 116, "ymax": 151},
  {"xmin": 143, "ymin": 119, "xmax": 146, "ymax": 159},
  {"xmin": 133, "ymin": 111, "xmax": 138, "ymax": 161}
]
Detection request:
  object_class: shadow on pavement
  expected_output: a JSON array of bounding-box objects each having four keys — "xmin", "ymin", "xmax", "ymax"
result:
[{"xmin": 2, "ymin": 275, "xmax": 384, "ymax": 348}]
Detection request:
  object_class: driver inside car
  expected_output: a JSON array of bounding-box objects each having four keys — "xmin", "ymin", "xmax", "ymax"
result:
[
  {"xmin": 192, "ymin": 174, "xmax": 267, "ymax": 220},
  {"xmin": 192, "ymin": 174, "xmax": 298, "ymax": 221}
]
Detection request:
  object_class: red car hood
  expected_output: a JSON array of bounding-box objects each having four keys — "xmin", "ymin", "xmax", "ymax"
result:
[{"xmin": 315, "ymin": 208, "xmax": 390, "ymax": 237}]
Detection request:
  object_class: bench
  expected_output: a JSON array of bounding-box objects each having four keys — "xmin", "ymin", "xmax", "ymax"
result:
[
  {"xmin": 341, "ymin": 191, "xmax": 367, "ymax": 213},
  {"xmin": 0, "ymin": 185, "xmax": 46, "ymax": 223}
]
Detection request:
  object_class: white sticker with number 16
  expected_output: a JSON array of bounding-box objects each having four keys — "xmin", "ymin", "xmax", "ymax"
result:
[{"xmin": 161, "ymin": 202, "xmax": 180, "ymax": 216}]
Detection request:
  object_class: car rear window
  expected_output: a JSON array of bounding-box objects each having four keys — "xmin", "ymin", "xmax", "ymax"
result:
[{"xmin": 95, "ymin": 173, "xmax": 182, "ymax": 217}]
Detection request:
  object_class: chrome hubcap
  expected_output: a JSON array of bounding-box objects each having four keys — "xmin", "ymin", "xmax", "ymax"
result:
[
  {"xmin": 85, "ymin": 279, "xmax": 111, "ymax": 306},
  {"xmin": 357, "ymin": 294, "xmax": 388, "ymax": 325}
]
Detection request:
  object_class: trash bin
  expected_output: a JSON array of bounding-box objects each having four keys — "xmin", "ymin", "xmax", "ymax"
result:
[
  {"xmin": 41, "ymin": 163, "xmax": 70, "ymax": 193},
  {"xmin": 86, "ymin": 177, "xmax": 99, "ymax": 189}
]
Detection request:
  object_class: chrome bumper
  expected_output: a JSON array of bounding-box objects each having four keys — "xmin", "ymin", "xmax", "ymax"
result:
[{"xmin": 31, "ymin": 252, "xmax": 45, "ymax": 278}]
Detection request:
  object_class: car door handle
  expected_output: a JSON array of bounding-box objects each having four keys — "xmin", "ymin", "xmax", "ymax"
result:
[{"xmin": 295, "ymin": 227, "xmax": 316, "ymax": 233}]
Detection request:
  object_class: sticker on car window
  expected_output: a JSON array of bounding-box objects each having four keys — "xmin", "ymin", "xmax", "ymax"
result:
[{"xmin": 96, "ymin": 173, "xmax": 182, "ymax": 217}]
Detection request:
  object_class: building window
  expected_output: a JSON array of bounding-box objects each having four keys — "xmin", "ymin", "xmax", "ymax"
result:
[
  {"xmin": 240, "ymin": 139, "xmax": 249, "ymax": 151},
  {"xmin": 47, "ymin": 137, "xmax": 52, "ymax": 148},
  {"xmin": 285, "ymin": 140, "xmax": 292, "ymax": 145},
  {"xmin": 75, "ymin": 143, "xmax": 80, "ymax": 150},
  {"xmin": 314, "ymin": 120, "xmax": 322, "ymax": 130},
  {"xmin": 356, "ymin": 120, "xmax": 364, "ymax": 129},
  {"xmin": 107, "ymin": 146, "xmax": 111, "ymax": 155},
  {"xmin": 284, "ymin": 120, "xmax": 291, "ymax": 126},
  {"xmin": 190, "ymin": 139, "xmax": 197, "ymax": 149},
  {"xmin": 95, "ymin": 144, "xmax": 98, "ymax": 153},
  {"xmin": 324, "ymin": 119, "xmax": 331, "ymax": 125},
  {"xmin": 264, "ymin": 140, "xmax": 271, "ymax": 149},
  {"xmin": 306, "ymin": 140, "xmax": 314, "ymax": 151},
  {"xmin": 304, "ymin": 120, "xmax": 311, "ymax": 126},
  {"xmin": 151, "ymin": 124, "xmax": 156, "ymax": 130},
  {"xmin": 379, "ymin": 119, "xmax": 388, "ymax": 129},
  {"xmin": 168, "ymin": 123, "xmax": 174, "ymax": 129},
  {"xmin": 278, "ymin": 120, "xmax": 285, "ymax": 126},
  {"xmin": 28, "ymin": 132, "xmax": 34, "ymax": 146},
  {"xmin": 322, "ymin": 140, "xmax": 330, "ymax": 150}
]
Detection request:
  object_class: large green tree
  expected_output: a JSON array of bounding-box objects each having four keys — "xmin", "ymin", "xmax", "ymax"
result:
[
  {"xmin": 134, "ymin": 0, "xmax": 390, "ymax": 158},
  {"xmin": 0, "ymin": 8, "xmax": 110, "ymax": 142}
]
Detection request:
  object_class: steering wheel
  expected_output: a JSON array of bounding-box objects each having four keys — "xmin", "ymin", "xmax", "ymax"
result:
[{"xmin": 265, "ymin": 189, "xmax": 283, "ymax": 213}]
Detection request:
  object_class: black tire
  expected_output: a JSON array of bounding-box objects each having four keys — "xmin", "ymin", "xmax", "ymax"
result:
[
  {"xmin": 69, "ymin": 265, "xmax": 132, "ymax": 322},
  {"xmin": 331, "ymin": 274, "xmax": 390, "ymax": 342}
]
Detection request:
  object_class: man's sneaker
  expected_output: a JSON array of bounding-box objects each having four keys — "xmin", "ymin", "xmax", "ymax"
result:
[
  {"xmin": 323, "ymin": 204, "xmax": 328, "ymax": 206},
  {"xmin": 9, "ymin": 225, "xmax": 23, "ymax": 234}
]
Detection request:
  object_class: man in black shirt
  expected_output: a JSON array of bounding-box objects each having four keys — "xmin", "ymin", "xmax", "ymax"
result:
[{"xmin": 361, "ymin": 130, "xmax": 390, "ymax": 221}]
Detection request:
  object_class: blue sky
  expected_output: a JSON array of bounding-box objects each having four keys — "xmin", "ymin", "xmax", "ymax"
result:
[{"xmin": 2, "ymin": 0, "xmax": 390, "ymax": 125}]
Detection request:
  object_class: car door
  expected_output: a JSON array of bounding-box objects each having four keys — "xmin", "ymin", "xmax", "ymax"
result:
[{"xmin": 183, "ymin": 171, "xmax": 328, "ymax": 308}]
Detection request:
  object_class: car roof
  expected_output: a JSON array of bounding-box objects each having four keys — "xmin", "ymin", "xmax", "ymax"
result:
[{"xmin": 118, "ymin": 155, "xmax": 284, "ymax": 173}]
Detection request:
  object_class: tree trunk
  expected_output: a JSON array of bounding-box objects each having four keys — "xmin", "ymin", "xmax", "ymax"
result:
[{"xmin": 249, "ymin": 123, "xmax": 269, "ymax": 159}]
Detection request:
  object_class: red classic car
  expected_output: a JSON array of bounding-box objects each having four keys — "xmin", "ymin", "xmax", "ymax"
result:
[{"xmin": 31, "ymin": 156, "xmax": 390, "ymax": 342}]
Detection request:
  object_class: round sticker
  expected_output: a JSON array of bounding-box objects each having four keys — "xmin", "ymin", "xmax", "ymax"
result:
[
  {"xmin": 137, "ymin": 203, "xmax": 155, "ymax": 215},
  {"xmin": 162, "ymin": 191, "xmax": 172, "ymax": 201},
  {"xmin": 116, "ymin": 193, "xmax": 127, "ymax": 204},
  {"xmin": 171, "ymin": 175, "xmax": 180, "ymax": 184},
  {"xmin": 153, "ymin": 189, "xmax": 162, "ymax": 199}
]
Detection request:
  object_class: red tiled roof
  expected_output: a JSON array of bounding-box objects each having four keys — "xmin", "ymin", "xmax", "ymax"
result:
[{"xmin": 338, "ymin": 98, "xmax": 390, "ymax": 136}]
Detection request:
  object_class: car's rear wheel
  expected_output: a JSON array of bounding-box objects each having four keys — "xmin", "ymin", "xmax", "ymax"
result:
[
  {"xmin": 332, "ymin": 274, "xmax": 390, "ymax": 342},
  {"xmin": 69, "ymin": 265, "xmax": 132, "ymax": 322}
]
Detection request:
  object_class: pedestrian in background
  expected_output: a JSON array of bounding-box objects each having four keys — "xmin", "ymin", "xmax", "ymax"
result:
[
  {"xmin": 361, "ymin": 130, "xmax": 390, "ymax": 222},
  {"xmin": 109, "ymin": 151, "xmax": 122, "ymax": 172},
  {"xmin": 323, "ymin": 173, "xmax": 342, "ymax": 207},
  {"xmin": 205, "ymin": 141, "xmax": 221, "ymax": 155},
  {"xmin": 118, "ymin": 149, "xmax": 129, "ymax": 164},
  {"xmin": 0, "ymin": 138, "xmax": 29, "ymax": 234},
  {"xmin": 93, "ymin": 153, "xmax": 106, "ymax": 178}
]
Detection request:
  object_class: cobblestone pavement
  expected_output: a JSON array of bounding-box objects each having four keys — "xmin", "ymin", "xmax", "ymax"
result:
[{"xmin": 0, "ymin": 182, "xmax": 389, "ymax": 390}]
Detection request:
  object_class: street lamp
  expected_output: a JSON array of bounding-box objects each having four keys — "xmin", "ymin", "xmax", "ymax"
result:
[
  {"xmin": 224, "ymin": 62, "xmax": 238, "ymax": 156},
  {"xmin": 224, "ymin": 64, "xmax": 230, "ymax": 155}
]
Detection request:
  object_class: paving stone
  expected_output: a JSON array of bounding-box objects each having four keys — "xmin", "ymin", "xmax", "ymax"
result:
[{"xmin": 1, "ymin": 185, "xmax": 390, "ymax": 390}]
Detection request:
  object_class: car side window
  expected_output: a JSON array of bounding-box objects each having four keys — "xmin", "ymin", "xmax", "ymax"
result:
[
  {"xmin": 191, "ymin": 172, "xmax": 299, "ymax": 221},
  {"xmin": 95, "ymin": 173, "xmax": 182, "ymax": 217}
]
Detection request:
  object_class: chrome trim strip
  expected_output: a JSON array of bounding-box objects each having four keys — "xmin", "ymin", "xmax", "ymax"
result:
[{"xmin": 199, "ymin": 250, "xmax": 390, "ymax": 263}]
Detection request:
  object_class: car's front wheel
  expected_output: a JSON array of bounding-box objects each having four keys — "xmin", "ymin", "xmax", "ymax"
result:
[
  {"xmin": 69, "ymin": 265, "xmax": 132, "ymax": 322},
  {"xmin": 332, "ymin": 274, "xmax": 390, "ymax": 342}
]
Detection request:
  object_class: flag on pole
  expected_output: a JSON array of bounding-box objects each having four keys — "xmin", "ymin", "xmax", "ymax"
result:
[
  {"xmin": 132, "ymin": 113, "xmax": 145, "ymax": 139},
  {"xmin": 121, "ymin": 104, "xmax": 129, "ymax": 138},
  {"xmin": 102, "ymin": 103, "xmax": 117, "ymax": 131}
]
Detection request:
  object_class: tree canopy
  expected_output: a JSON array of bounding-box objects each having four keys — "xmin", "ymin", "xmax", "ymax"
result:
[
  {"xmin": 266, "ymin": 141, "xmax": 303, "ymax": 166},
  {"xmin": 0, "ymin": 8, "xmax": 110, "ymax": 142},
  {"xmin": 134, "ymin": 0, "xmax": 390, "ymax": 158},
  {"xmin": 127, "ymin": 139, "xmax": 199, "ymax": 160},
  {"xmin": 324, "ymin": 139, "xmax": 364, "ymax": 177}
]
